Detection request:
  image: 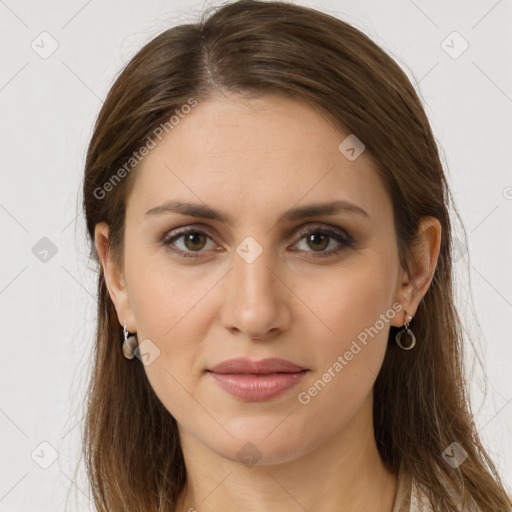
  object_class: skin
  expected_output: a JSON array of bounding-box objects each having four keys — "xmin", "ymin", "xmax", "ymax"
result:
[{"xmin": 95, "ymin": 93, "xmax": 441, "ymax": 512}]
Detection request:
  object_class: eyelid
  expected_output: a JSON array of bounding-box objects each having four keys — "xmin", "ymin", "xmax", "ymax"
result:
[{"xmin": 293, "ymin": 222, "xmax": 352, "ymax": 244}]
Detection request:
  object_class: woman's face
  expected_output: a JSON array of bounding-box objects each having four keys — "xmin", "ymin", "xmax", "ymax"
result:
[{"xmin": 104, "ymin": 93, "xmax": 410, "ymax": 464}]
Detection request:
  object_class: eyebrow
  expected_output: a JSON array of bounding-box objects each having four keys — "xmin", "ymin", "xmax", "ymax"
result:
[{"xmin": 145, "ymin": 199, "xmax": 369, "ymax": 224}]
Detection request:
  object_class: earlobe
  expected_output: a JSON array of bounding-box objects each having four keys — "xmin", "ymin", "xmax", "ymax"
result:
[{"xmin": 94, "ymin": 222, "xmax": 135, "ymax": 331}]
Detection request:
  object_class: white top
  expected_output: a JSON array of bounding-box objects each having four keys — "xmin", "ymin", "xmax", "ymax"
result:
[{"xmin": 391, "ymin": 462, "xmax": 479, "ymax": 512}]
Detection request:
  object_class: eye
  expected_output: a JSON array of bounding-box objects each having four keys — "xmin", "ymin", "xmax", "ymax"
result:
[
  {"xmin": 162, "ymin": 228, "xmax": 217, "ymax": 258},
  {"xmin": 161, "ymin": 224, "xmax": 353, "ymax": 259},
  {"xmin": 292, "ymin": 224, "xmax": 353, "ymax": 258}
]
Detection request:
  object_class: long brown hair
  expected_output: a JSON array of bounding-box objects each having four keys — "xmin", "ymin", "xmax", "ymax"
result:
[{"xmin": 80, "ymin": 1, "xmax": 512, "ymax": 510}]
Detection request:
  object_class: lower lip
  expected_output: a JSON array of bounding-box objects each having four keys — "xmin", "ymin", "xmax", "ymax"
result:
[{"xmin": 208, "ymin": 371, "xmax": 308, "ymax": 401}]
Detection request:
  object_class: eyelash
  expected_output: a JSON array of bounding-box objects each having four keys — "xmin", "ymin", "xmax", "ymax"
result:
[{"xmin": 161, "ymin": 224, "xmax": 353, "ymax": 259}]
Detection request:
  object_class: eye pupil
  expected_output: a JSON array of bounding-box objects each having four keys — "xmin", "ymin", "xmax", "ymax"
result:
[{"xmin": 308, "ymin": 233, "xmax": 329, "ymax": 251}]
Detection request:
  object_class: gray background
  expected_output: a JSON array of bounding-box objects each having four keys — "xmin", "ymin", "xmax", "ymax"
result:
[{"xmin": 1, "ymin": 0, "xmax": 511, "ymax": 510}]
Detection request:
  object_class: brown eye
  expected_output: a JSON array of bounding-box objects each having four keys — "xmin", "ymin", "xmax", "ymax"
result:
[
  {"xmin": 162, "ymin": 228, "xmax": 216, "ymax": 258},
  {"xmin": 292, "ymin": 225, "xmax": 353, "ymax": 258},
  {"xmin": 306, "ymin": 232, "xmax": 330, "ymax": 252},
  {"xmin": 182, "ymin": 232, "xmax": 208, "ymax": 251}
]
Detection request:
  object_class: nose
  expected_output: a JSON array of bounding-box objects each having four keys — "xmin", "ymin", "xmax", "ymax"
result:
[{"xmin": 219, "ymin": 242, "xmax": 292, "ymax": 341}]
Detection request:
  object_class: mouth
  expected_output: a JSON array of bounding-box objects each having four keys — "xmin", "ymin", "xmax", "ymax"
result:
[
  {"xmin": 208, "ymin": 357, "xmax": 308, "ymax": 374},
  {"xmin": 206, "ymin": 357, "xmax": 310, "ymax": 401}
]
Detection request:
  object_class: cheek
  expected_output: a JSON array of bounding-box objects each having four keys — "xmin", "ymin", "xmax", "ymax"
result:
[
  {"xmin": 307, "ymin": 255, "xmax": 395, "ymax": 351},
  {"xmin": 294, "ymin": 258, "xmax": 395, "ymax": 417},
  {"xmin": 124, "ymin": 250, "xmax": 217, "ymax": 422},
  {"xmin": 125, "ymin": 245, "xmax": 214, "ymax": 344}
]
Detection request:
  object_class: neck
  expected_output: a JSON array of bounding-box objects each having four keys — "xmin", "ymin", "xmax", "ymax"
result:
[{"xmin": 175, "ymin": 394, "xmax": 398, "ymax": 512}]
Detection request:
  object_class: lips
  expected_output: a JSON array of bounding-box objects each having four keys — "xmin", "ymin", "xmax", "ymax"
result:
[
  {"xmin": 208, "ymin": 357, "xmax": 306, "ymax": 374},
  {"xmin": 206, "ymin": 358, "xmax": 309, "ymax": 401}
]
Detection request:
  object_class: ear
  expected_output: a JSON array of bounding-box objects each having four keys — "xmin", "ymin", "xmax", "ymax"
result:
[
  {"xmin": 94, "ymin": 222, "xmax": 136, "ymax": 332},
  {"xmin": 392, "ymin": 216, "xmax": 442, "ymax": 326}
]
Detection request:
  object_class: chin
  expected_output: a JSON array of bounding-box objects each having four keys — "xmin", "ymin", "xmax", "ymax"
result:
[{"xmin": 201, "ymin": 416, "xmax": 313, "ymax": 466}]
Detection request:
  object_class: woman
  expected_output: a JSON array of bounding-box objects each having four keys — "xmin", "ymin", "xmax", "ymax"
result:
[{"xmin": 81, "ymin": 1, "xmax": 512, "ymax": 510}]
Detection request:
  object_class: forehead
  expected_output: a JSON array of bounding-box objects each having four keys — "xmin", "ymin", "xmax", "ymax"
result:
[{"xmin": 129, "ymin": 94, "xmax": 391, "ymax": 225}]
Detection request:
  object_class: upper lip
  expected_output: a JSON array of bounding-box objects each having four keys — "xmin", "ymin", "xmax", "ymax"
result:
[{"xmin": 208, "ymin": 357, "xmax": 308, "ymax": 374}]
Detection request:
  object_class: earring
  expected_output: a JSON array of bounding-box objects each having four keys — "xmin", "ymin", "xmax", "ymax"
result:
[
  {"xmin": 395, "ymin": 312, "xmax": 416, "ymax": 350},
  {"xmin": 122, "ymin": 320, "xmax": 138, "ymax": 360}
]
